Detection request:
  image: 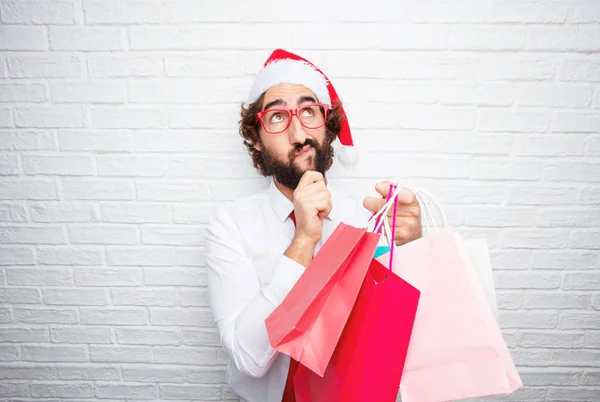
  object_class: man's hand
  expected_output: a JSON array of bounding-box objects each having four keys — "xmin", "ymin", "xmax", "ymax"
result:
[
  {"xmin": 363, "ymin": 180, "xmax": 422, "ymax": 246},
  {"xmin": 292, "ymin": 171, "xmax": 332, "ymax": 247}
]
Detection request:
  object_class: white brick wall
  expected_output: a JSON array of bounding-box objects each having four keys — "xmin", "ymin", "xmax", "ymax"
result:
[{"xmin": 0, "ymin": 0, "xmax": 599, "ymax": 401}]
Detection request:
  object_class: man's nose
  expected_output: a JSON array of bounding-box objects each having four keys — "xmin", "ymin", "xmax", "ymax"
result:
[{"xmin": 287, "ymin": 114, "xmax": 307, "ymax": 144}]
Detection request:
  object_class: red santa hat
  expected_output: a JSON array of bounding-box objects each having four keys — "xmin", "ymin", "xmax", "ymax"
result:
[{"xmin": 247, "ymin": 49, "xmax": 359, "ymax": 169}]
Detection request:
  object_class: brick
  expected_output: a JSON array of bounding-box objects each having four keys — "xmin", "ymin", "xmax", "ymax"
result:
[
  {"xmin": 561, "ymin": 58, "xmax": 600, "ymax": 81},
  {"xmin": 150, "ymin": 308, "xmax": 214, "ymax": 327},
  {"xmin": 0, "ymin": 345, "xmax": 20, "ymax": 361},
  {"xmin": 98, "ymin": 155, "xmax": 168, "ymax": 177},
  {"xmin": 482, "ymin": 55, "xmax": 557, "ymax": 81},
  {"xmin": 0, "ymin": 226, "xmax": 66, "ymax": 245},
  {"xmin": 69, "ymin": 225, "xmax": 137, "ymax": 245},
  {"xmin": 0, "ymin": 382, "xmax": 29, "ymax": 397},
  {"xmin": 514, "ymin": 135, "xmax": 585, "ymax": 156},
  {"xmin": 31, "ymin": 202, "xmax": 95, "ymax": 223},
  {"xmin": 112, "ymin": 288, "xmax": 178, "ymax": 307},
  {"xmin": 165, "ymin": 0, "xmax": 241, "ymax": 22},
  {"xmin": 101, "ymin": 203, "xmax": 169, "ymax": 223},
  {"xmin": 352, "ymin": 104, "xmax": 474, "ymax": 130},
  {"xmin": 537, "ymin": 209, "xmax": 600, "ymax": 228},
  {"xmin": 85, "ymin": 0, "xmax": 161, "ymax": 24},
  {"xmin": 0, "ymin": 83, "xmax": 48, "ymax": 102},
  {"xmin": 0, "ymin": 26, "xmax": 47, "ymax": 50},
  {"xmin": 50, "ymin": 327, "xmax": 112, "ymax": 344},
  {"xmin": 7, "ymin": 267, "xmax": 72, "ymax": 286},
  {"xmin": 496, "ymin": 292, "xmax": 524, "ymax": 310},
  {"xmin": 90, "ymin": 345, "xmax": 152, "ymax": 363},
  {"xmin": 0, "ymin": 307, "xmax": 12, "ymax": 323},
  {"xmin": 563, "ymin": 272, "xmax": 600, "ymax": 290},
  {"xmin": 38, "ymin": 246, "xmax": 103, "ymax": 266},
  {"xmin": 581, "ymin": 371, "xmax": 600, "ymax": 386},
  {"xmin": 128, "ymin": 78, "xmax": 248, "ymax": 104},
  {"xmin": 15, "ymin": 307, "xmax": 78, "ymax": 324},
  {"xmin": 520, "ymin": 368, "xmax": 583, "ymax": 386},
  {"xmin": 106, "ymin": 247, "xmax": 176, "ymax": 266},
  {"xmin": 169, "ymin": 105, "xmax": 237, "ymax": 129},
  {"xmin": 450, "ymin": 26, "xmax": 526, "ymax": 50},
  {"xmin": 524, "ymin": 292, "xmax": 591, "ymax": 309},
  {"xmin": 585, "ymin": 135, "xmax": 600, "ymax": 157},
  {"xmin": 0, "ymin": 364, "xmax": 56, "ymax": 380},
  {"xmin": 181, "ymin": 329, "xmax": 220, "ymax": 347},
  {"xmin": 141, "ymin": 225, "xmax": 206, "ymax": 246},
  {"xmin": 521, "ymin": 331, "xmax": 586, "ymax": 348},
  {"xmin": 547, "ymin": 388, "xmax": 600, "ymax": 401},
  {"xmin": 136, "ymin": 181, "xmax": 210, "ymax": 202},
  {"xmin": 160, "ymin": 384, "xmax": 221, "ymax": 400},
  {"xmin": 510, "ymin": 185, "xmax": 578, "ymax": 206},
  {"xmin": 465, "ymin": 207, "xmax": 536, "ymax": 227},
  {"xmin": 186, "ymin": 367, "xmax": 226, "ymax": 383},
  {"xmin": 438, "ymin": 83, "xmax": 515, "ymax": 107},
  {"xmin": 7, "ymin": 53, "xmax": 84, "ymax": 78},
  {"xmin": 31, "ymin": 383, "xmax": 94, "ymax": 398},
  {"xmin": 0, "ymin": 287, "xmax": 40, "ymax": 304},
  {"xmin": 81, "ymin": 308, "xmax": 147, "ymax": 326},
  {"xmin": 499, "ymin": 311, "xmax": 558, "ymax": 329},
  {"xmin": 519, "ymin": 83, "xmax": 593, "ymax": 107},
  {"xmin": 0, "ymin": 154, "xmax": 20, "ymax": 175},
  {"xmin": 552, "ymin": 350, "xmax": 600, "ymax": 367},
  {"xmin": 209, "ymin": 179, "xmax": 271, "ymax": 201},
  {"xmin": 0, "ymin": 129, "xmax": 55, "ymax": 151},
  {"xmin": 569, "ymin": 0, "xmax": 600, "ymax": 22},
  {"xmin": 553, "ymin": 111, "xmax": 600, "ymax": 132},
  {"xmin": 559, "ymin": 312, "xmax": 600, "ymax": 329},
  {"xmin": 123, "ymin": 365, "xmax": 186, "ymax": 383},
  {"xmin": 528, "ymin": 25, "xmax": 600, "ymax": 52},
  {"xmin": 489, "ymin": 250, "xmax": 530, "ymax": 270},
  {"xmin": 23, "ymin": 345, "xmax": 88, "ymax": 362},
  {"xmin": 95, "ymin": 384, "xmax": 157, "ymax": 399},
  {"xmin": 43, "ymin": 288, "xmax": 107, "ymax": 306},
  {"xmin": 0, "ymin": 0, "xmax": 80, "ymax": 24},
  {"xmin": 117, "ymin": 329, "xmax": 180, "ymax": 346},
  {"xmin": 62, "ymin": 179, "xmax": 134, "ymax": 200},
  {"xmin": 170, "ymin": 156, "xmax": 243, "ymax": 179},
  {"xmin": 59, "ymin": 129, "xmax": 133, "ymax": 152},
  {"xmin": 145, "ymin": 268, "xmax": 207, "ymax": 287},
  {"xmin": 15, "ymin": 105, "xmax": 87, "ymax": 128},
  {"xmin": 336, "ymin": 80, "xmax": 437, "ymax": 106},
  {"xmin": 433, "ymin": 182, "xmax": 506, "ymax": 205},
  {"xmin": 166, "ymin": 53, "xmax": 247, "ymax": 78},
  {"xmin": 0, "ymin": 327, "xmax": 49, "ymax": 342},
  {"xmin": 74, "ymin": 267, "xmax": 142, "ymax": 287},
  {"xmin": 502, "ymin": 230, "xmax": 570, "ymax": 249},
  {"xmin": 594, "ymin": 295, "xmax": 600, "ymax": 310},
  {"xmin": 494, "ymin": 271, "xmax": 562, "ymax": 290},
  {"xmin": 88, "ymin": 53, "xmax": 163, "ymax": 78},
  {"xmin": 172, "ymin": 205, "xmax": 216, "ymax": 224},
  {"xmin": 178, "ymin": 248, "xmax": 205, "ymax": 268},
  {"xmin": 134, "ymin": 130, "xmax": 243, "ymax": 153},
  {"xmin": 57, "ymin": 365, "xmax": 120, "ymax": 380},
  {"xmin": 543, "ymin": 161, "xmax": 600, "ymax": 182},
  {"xmin": 49, "ymin": 27, "xmax": 124, "ymax": 51},
  {"xmin": 51, "ymin": 81, "xmax": 126, "ymax": 103},
  {"xmin": 490, "ymin": 0, "xmax": 568, "ymax": 22},
  {"xmin": 580, "ymin": 187, "xmax": 600, "ymax": 205},
  {"xmin": 180, "ymin": 289, "xmax": 210, "ymax": 307},
  {"xmin": 478, "ymin": 109, "xmax": 549, "ymax": 132},
  {"xmin": 471, "ymin": 159, "xmax": 541, "ymax": 181},
  {"xmin": 153, "ymin": 347, "xmax": 219, "ymax": 365},
  {"xmin": 91, "ymin": 106, "xmax": 167, "ymax": 129},
  {"xmin": 533, "ymin": 251, "xmax": 598, "ymax": 269},
  {"xmin": 0, "ymin": 203, "xmax": 26, "ymax": 222},
  {"xmin": 23, "ymin": 155, "xmax": 95, "ymax": 176}
]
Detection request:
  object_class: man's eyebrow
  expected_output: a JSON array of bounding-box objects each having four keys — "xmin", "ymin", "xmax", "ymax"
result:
[
  {"xmin": 298, "ymin": 95, "xmax": 317, "ymax": 104},
  {"xmin": 263, "ymin": 99, "xmax": 286, "ymax": 111}
]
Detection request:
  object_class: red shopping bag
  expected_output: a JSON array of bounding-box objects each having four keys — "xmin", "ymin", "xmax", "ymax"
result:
[
  {"xmin": 293, "ymin": 258, "xmax": 420, "ymax": 402},
  {"xmin": 265, "ymin": 222, "xmax": 381, "ymax": 376}
]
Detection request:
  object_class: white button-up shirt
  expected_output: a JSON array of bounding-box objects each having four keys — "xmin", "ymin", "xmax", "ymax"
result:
[{"xmin": 205, "ymin": 178, "xmax": 374, "ymax": 402}]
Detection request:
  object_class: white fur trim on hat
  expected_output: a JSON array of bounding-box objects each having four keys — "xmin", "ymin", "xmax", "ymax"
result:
[{"xmin": 247, "ymin": 59, "xmax": 331, "ymax": 107}]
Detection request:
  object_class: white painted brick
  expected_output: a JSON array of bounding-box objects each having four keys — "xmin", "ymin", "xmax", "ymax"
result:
[
  {"xmin": 150, "ymin": 307, "xmax": 213, "ymax": 327},
  {"xmin": 57, "ymin": 365, "xmax": 120, "ymax": 380},
  {"xmin": 23, "ymin": 155, "xmax": 95, "ymax": 176},
  {"xmin": 0, "ymin": 203, "xmax": 27, "ymax": 222},
  {"xmin": 569, "ymin": 0, "xmax": 600, "ymax": 23},
  {"xmin": 553, "ymin": 350, "xmax": 600, "ymax": 367},
  {"xmin": 0, "ymin": 226, "xmax": 66, "ymax": 245},
  {"xmin": 570, "ymin": 230, "xmax": 600, "ymax": 249},
  {"xmin": 165, "ymin": 0, "xmax": 242, "ymax": 22},
  {"xmin": 563, "ymin": 272, "xmax": 600, "ymax": 290},
  {"xmin": 351, "ymin": 104, "xmax": 475, "ymax": 130},
  {"xmin": 0, "ymin": 364, "xmax": 56, "ymax": 380},
  {"xmin": 51, "ymin": 81, "xmax": 126, "ymax": 103},
  {"xmin": 123, "ymin": 365, "xmax": 186, "ymax": 382},
  {"xmin": 49, "ymin": 27, "xmax": 125, "ymax": 51},
  {"xmin": 537, "ymin": 209, "xmax": 600, "ymax": 228},
  {"xmin": 208, "ymin": 178, "xmax": 273, "ymax": 202},
  {"xmin": 582, "ymin": 371, "xmax": 600, "ymax": 386},
  {"xmin": 181, "ymin": 329, "xmax": 220, "ymax": 347},
  {"xmin": 499, "ymin": 311, "xmax": 558, "ymax": 329},
  {"xmin": 128, "ymin": 78, "xmax": 248, "ymax": 104},
  {"xmin": 95, "ymin": 383, "xmax": 158, "ymax": 399},
  {"xmin": 450, "ymin": 26, "xmax": 526, "ymax": 50},
  {"xmin": 62, "ymin": 179, "xmax": 135, "ymax": 200},
  {"xmin": 117, "ymin": 329, "xmax": 180, "ymax": 346},
  {"xmin": 0, "ymin": 0, "xmax": 81, "ymax": 24},
  {"xmin": 585, "ymin": 135, "xmax": 600, "ymax": 156},
  {"xmin": 85, "ymin": 0, "xmax": 161, "ymax": 24},
  {"xmin": 579, "ymin": 186, "xmax": 600, "ymax": 204},
  {"xmin": 478, "ymin": 109, "xmax": 549, "ymax": 132},
  {"xmin": 180, "ymin": 288, "xmax": 209, "ymax": 307},
  {"xmin": 533, "ymin": 251, "xmax": 598, "ymax": 270},
  {"xmin": 495, "ymin": 271, "xmax": 562, "ymax": 290},
  {"xmin": 524, "ymin": 292, "xmax": 591, "ymax": 309},
  {"xmin": 134, "ymin": 130, "xmax": 244, "ymax": 153},
  {"xmin": 520, "ymin": 332, "xmax": 586, "ymax": 348},
  {"xmin": 31, "ymin": 383, "xmax": 94, "ymax": 398},
  {"xmin": 438, "ymin": 83, "xmax": 515, "ymax": 107},
  {"xmin": 98, "ymin": 155, "xmax": 168, "ymax": 177},
  {"xmin": 0, "ymin": 55, "xmax": 6, "ymax": 78},
  {"xmin": 528, "ymin": 25, "xmax": 600, "ymax": 52},
  {"xmin": 0, "ymin": 308, "xmax": 12, "ymax": 323},
  {"xmin": 74, "ymin": 267, "xmax": 142, "ymax": 287},
  {"xmin": 0, "ymin": 178, "xmax": 58, "ymax": 200},
  {"xmin": 186, "ymin": 367, "xmax": 226, "ymax": 383},
  {"xmin": 90, "ymin": 345, "xmax": 152, "ymax": 363},
  {"xmin": 153, "ymin": 347, "xmax": 218, "ymax": 365},
  {"xmin": 6, "ymin": 267, "xmax": 73, "ymax": 286},
  {"xmin": 0, "ymin": 129, "xmax": 55, "ymax": 151},
  {"xmin": 50, "ymin": 327, "xmax": 112, "ymax": 344},
  {"xmin": 144, "ymin": 268, "xmax": 207, "ymax": 287},
  {"xmin": 490, "ymin": 0, "xmax": 569, "ymax": 23},
  {"xmin": 542, "ymin": 161, "xmax": 600, "ymax": 182},
  {"xmin": 101, "ymin": 203, "xmax": 169, "ymax": 223},
  {"xmin": 15, "ymin": 105, "xmax": 87, "ymax": 128},
  {"xmin": 518, "ymin": 83, "xmax": 593, "ymax": 107},
  {"xmin": 168, "ymin": 156, "xmax": 242, "ymax": 179},
  {"xmin": 88, "ymin": 53, "xmax": 164, "ymax": 78},
  {"xmin": 106, "ymin": 247, "xmax": 176, "ymax": 266},
  {"xmin": 0, "ymin": 26, "xmax": 47, "ymax": 51},
  {"xmin": 169, "ymin": 104, "xmax": 237, "ymax": 129},
  {"xmin": 172, "ymin": 205, "xmax": 216, "ymax": 224},
  {"xmin": 510, "ymin": 185, "xmax": 578, "ymax": 205},
  {"xmin": 0, "ymin": 327, "xmax": 48, "ymax": 343},
  {"xmin": 0, "ymin": 106, "xmax": 14, "ymax": 127},
  {"xmin": 471, "ymin": 158, "xmax": 541, "ymax": 181},
  {"xmin": 68, "ymin": 225, "xmax": 137, "ymax": 245},
  {"xmin": 482, "ymin": 55, "xmax": 557, "ymax": 81},
  {"xmin": 136, "ymin": 181, "xmax": 210, "ymax": 202},
  {"xmin": 7, "ymin": 53, "xmax": 84, "ymax": 78},
  {"xmin": 31, "ymin": 202, "xmax": 96, "ymax": 223},
  {"xmin": 59, "ymin": 129, "xmax": 133, "ymax": 152},
  {"xmin": 587, "ymin": 331, "xmax": 600, "ymax": 348},
  {"xmin": 15, "ymin": 307, "xmax": 78, "ymax": 325},
  {"xmin": 112, "ymin": 288, "xmax": 178, "ymax": 306},
  {"xmin": 0, "ymin": 288, "xmax": 40, "ymax": 304},
  {"xmin": 489, "ymin": 250, "xmax": 530, "ymax": 270},
  {"xmin": 141, "ymin": 225, "xmax": 205, "ymax": 246},
  {"xmin": 0, "ymin": 381, "xmax": 30, "ymax": 397},
  {"xmin": 547, "ymin": 388, "xmax": 600, "ymax": 401},
  {"xmin": 43, "ymin": 288, "xmax": 107, "ymax": 306},
  {"xmin": 0, "ymin": 154, "xmax": 21, "ymax": 174},
  {"xmin": 337, "ymin": 81, "xmax": 437, "ymax": 106},
  {"xmin": 91, "ymin": 106, "xmax": 167, "ymax": 129},
  {"xmin": 0, "ymin": 83, "xmax": 48, "ymax": 102},
  {"xmin": 160, "ymin": 384, "xmax": 221, "ymax": 400},
  {"xmin": 465, "ymin": 207, "xmax": 536, "ymax": 227},
  {"xmin": 561, "ymin": 58, "xmax": 600, "ymax": 81},
  {"xmin": 165, "ymin": 53, "xmax": 247, "ymax": 78},
  {"xmin": 502, "ymin": 230, "xmax": 570, "ymax": 249},
  {"xmin": 513, "ymin": 135, "xmax": 585, "ymax": 156},
  {"xmin": 177, "ymin": 248, "xmax": 206, "ymax": 267},
  {"xmin": 81, "ymin": 308, "xmax": 147, "ymax": 326},
  {"xmin": 559, "ymin": 313, "xmax": 600, "ymax": 330},
  {"xmin": 518, "ymin": 368, "xmax": 583, "ymax": 386}
]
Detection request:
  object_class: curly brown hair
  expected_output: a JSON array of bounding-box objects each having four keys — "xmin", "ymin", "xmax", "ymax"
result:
[{"xmin": 238, "ymin": 94, "xmax": 345, "ymax": 176}]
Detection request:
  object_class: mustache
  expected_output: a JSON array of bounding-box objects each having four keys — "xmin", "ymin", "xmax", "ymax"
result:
[{"xmin": 292, "ymin": 138, "xmax": 318, "ymax": 153}]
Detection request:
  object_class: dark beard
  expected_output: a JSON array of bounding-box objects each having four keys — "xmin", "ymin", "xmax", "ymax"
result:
[{"xmin": 259, "ymin": 137, "xmax": 333, "ymax": 190}]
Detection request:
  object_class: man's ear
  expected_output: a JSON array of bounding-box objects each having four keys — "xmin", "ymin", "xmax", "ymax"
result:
[{"xmin": 253, "ymin": 142, "xmax": 262, "ymax": 151}]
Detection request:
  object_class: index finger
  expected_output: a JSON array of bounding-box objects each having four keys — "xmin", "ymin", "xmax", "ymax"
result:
[
  {"xmin": 296, "ymin": 170, "xmax": 325, "ymax": 190},
  {"xmin": 376, "ymin": 182, "xmax": 418, "ymax": 205}
]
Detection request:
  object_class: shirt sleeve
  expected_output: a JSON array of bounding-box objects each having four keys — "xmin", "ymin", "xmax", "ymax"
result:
[{"xmin": 205, "ymin": 207, "xmax": 305, "ymax": 378}]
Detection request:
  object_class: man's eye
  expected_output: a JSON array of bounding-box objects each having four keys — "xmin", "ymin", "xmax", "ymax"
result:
[
  {"xmin": 300, "ymin": 107, "xmax": 315, "ymax": 117},
  {"xmin": 269, "ymin": 113, "xmax": 283, "ymax": 123}
]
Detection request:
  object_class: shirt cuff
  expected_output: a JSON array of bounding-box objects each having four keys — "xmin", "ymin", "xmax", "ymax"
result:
[{"xmin": 261, "ymin": 255, "xmax": 305, "ymax": 307}]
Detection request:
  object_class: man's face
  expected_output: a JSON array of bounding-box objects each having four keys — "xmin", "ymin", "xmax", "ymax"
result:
[{"xmin": 254, "ymin": 83, "xmax": 330, "ymax": 190}]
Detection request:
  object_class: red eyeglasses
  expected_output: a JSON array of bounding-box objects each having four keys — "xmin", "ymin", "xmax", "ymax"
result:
[{"xmin": 256, "ymin": 104, "xmax": 329, "ymax": 134}]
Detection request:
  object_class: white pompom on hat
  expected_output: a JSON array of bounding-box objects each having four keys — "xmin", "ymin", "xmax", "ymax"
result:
[{"xmin": 247, "ymin": 49, "xmax": 359, "ymax": 169}]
